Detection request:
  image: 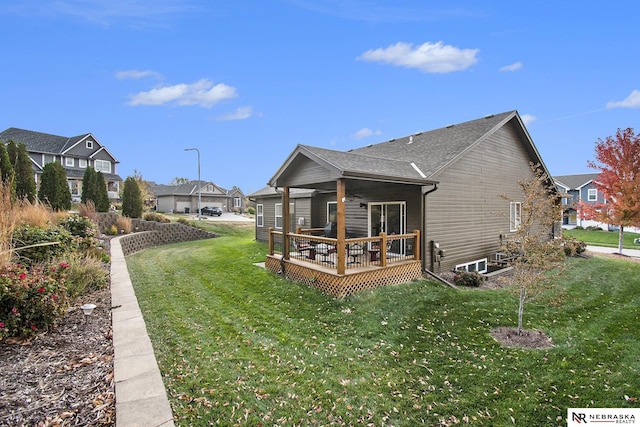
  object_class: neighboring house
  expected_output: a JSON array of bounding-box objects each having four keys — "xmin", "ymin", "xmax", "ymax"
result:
[
  {"xmin": 250, "ymin": 110, "xmax": 559, "ymax": 296},
  {"xmin": 553, "ymin": 173, "xmax": 602, "ymax": 228},
  {"xmin": 0, "ymin": 127, "xmax": 122, "ymax": 201},
  {"xmin": 152, "ymin": 180, "xmax": 245, "ymax": 214}
]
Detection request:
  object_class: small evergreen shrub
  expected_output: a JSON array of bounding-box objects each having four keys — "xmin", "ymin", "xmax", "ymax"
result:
[
  {"xmin": 453, "ymin": 270, "xmax": 486, "ymax": 287},
  {"xmin": 0, "ymin": 262, "xmax": 70, "ymax": 339}
]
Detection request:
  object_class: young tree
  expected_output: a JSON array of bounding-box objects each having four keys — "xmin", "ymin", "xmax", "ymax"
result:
[
  {"xmin": 580, "ymin": 128, "xmax": 640, "ymax": 254},
  {"xmin": 14, "ymin": 143, "xmax": 36, "ymax": 202},
  {"xmin": 501, "ymin": 163, "xmax": 564, "ymax": 336},
  {"xmin": 132, "ymin": 169, "xmax": 153, "ymax": 209},
  {"xmin": 95, "ymin": 171, "xmax": 110, "ymax": 212},
  {"xmin": 81, "ymin": 167, "xmax": 98, "ymax": 206},
  {"xmin": 0, "ymin": 142, "xmax": 15, "ymax": 193},
  {"xmin": 38, "ymin": 162, "xmax": 71, "ymax": 211},
  {"xmin": 122, "ymin": 176, "xmax": 143, "ymax": 218}
]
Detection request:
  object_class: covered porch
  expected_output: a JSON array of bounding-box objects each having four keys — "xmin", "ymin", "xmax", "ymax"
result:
[{"xmin": 266, "ymin": 225, "xmax": 422, "ymax": 297}]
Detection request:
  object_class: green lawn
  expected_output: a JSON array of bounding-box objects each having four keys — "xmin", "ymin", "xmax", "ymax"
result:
[
  {"xmin": 127, "ymin": 223, "xmax": 640, "ymax": 426},
  {"xmin": 564, "ymin": 227, "xmax": 640, "ymax": 249}
]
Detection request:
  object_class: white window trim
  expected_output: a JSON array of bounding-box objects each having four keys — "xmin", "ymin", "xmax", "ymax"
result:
[
  {"xmin": 257, "ymin": 204, "xmax": 264, "ymax": 227},
  {"xmin": 65, "ymin": 157, "xmax": 74, "ymax": 167},
  {"xmin": 275, "ymin": 203, "xmax": 283, "ymax": 229},
  {"xmin": 86, "ymin": 140, "xmax": 93, "ymax": 149},
  {"xmin": 79, "ymin": 159, "xmax": 87, "ymax": 168},
  {"xmin": 234, "ymin": 197, "xmax": 241, "ymax": 208},
  {"xmin": 455, "ymin": 258, "xmax": 488, "ymax": 274},
  {"xmin": 94, "ymin": 159, "xmax": 111, "ymax": 173},
  {"xmin": 587, "ymin": 188, "xmax": 597, "ymax": 201},
  {"xmin": 510, "ymin": 202, "xmax": 521, "ymax": 232},
  {"xmin": 327, "ymin": 201, "xmax": 337, "ymax": 223}
]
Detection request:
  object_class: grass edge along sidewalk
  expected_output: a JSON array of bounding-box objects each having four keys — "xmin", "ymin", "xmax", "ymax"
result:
[{"xmin": 126, "ymin": 223, "xmax": 640, "ymax": 426}]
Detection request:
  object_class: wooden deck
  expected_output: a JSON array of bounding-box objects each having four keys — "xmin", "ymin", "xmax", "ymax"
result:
[{"xmin": 265, "ymin": 255, "xmax": 423, "ymax": 297}]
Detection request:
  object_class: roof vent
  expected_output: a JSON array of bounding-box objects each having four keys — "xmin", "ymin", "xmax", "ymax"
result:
[
  {"xmin": 446, "ymin": 124, "xmax": 454, "ymax": 128},
  {"xmin": 408, "ymin": 136, "xmax": 413, "ymax": 144},
  {"xmin": 485, "ymin": 114, "xmax": 494, "ymax": 119}
]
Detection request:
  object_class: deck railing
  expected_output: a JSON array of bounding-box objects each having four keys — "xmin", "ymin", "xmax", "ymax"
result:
[{"xmin": 268, "ymin": 228, "xmax": 421, "ymax": 273}]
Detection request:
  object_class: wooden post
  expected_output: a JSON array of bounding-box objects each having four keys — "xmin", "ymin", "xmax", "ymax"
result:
[
  {"xmin": 336, "ymin": 179, "xmax": 346, "ymax": 275},
  {"xmin": 282, "ymin": 187, "xmax": 290, "ymax": 260},
  {"xmin": 268, "ymin": 227, "xmax": 274, "ymax": 255},
  {"xmin": 414, "ymin": 229, "xmax": 421, "ymax": 260},
  {"xmin": 380, "ymin": 232, "xmax": 387, "ymax": 267}
]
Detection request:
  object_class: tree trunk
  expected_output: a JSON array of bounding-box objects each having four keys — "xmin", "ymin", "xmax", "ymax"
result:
[
  {"xmin": 517, "ymin": 286, "xmax": 526, "ymax": 336},
  {"xmin": 618, "ymin": 225, "xmax": 625, "ymax": 254}
]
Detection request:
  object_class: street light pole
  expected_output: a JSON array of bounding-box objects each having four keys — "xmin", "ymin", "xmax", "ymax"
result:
[{"xmin": 184, "ymin": 148, "xmax": 201, "ymax": 220}]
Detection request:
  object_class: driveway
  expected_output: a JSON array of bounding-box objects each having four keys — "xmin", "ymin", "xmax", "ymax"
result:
[{"xmin": 194, "ymin": 212, "xmax": 254, "ymax": 222}]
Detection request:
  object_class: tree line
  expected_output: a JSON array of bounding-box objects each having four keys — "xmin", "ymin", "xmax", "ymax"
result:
[{"xmin": 0, "ymin": 140, "xmax": 143, "ymax": 217}]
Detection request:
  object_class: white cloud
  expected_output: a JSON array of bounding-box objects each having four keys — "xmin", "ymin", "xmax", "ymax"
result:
[
  {"xmin": 500, "ymin": 61, "xmax": 522, "ymax": 72},
  {"xmin": 352, "ymin": 128, "xmax": 382, "ymax": 140},
  {"xmin": 216, "ymin": 106, "xmax": 254, "ymax": 121},
  {"xmin": 520, "ymin": 114, "xmax": 537, "ymax": 126},
  {"xmin": 357, "ymin": 41, "xmax": 478, "ymax": 73},
  {"xmin": 116, "ymin": 69, "xmax": 162, "ymax": 80},
  {"xmin": 606, "ymin": 90, "xmax": 640, "ymax": 109},
  {"xmin": 127, "ymin": 79, "xmax": 237, "ymax": 108}
]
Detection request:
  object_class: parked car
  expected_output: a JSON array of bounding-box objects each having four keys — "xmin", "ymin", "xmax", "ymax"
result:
[{"xmin": 201, "ymin": 206, "xmax": 223, "ymax": 216}]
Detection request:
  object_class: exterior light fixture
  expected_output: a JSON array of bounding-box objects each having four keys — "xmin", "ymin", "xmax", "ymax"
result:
[{"xmin": 80, "ymin": 303, "xmax": 97, "ymax": 324}]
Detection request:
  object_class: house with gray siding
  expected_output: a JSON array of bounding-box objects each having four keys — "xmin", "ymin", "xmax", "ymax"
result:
[
  {"xmin": 250, "ymin": 110, "xmax": 559, "ymax": 295},
  {"xmin": 0, "ymin": 127, "xmax": 122, "ymax": 201},
  {"xmin": 152, "ymin": 180, "xmax": 246, "ymax": 214},
  {"xmin": 554, "ymin": 173, "xmax": 603, "ymax": 227}
]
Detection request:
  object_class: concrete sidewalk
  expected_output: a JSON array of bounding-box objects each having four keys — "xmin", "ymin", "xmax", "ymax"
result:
[
  {"xmin": 110, "ymin": 236, "xmax": 175, "ymax": 426},
  {"xmin": 587, "ymin": 245, "xmax": 640, "ymax": 258}
]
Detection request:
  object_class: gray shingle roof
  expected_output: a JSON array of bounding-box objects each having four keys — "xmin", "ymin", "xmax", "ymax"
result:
[
  {"xmin": 269, "ymin": 110, "xmax": 530, "ymax": 188},
  {"xmin": 350, "ymin": 111, "xmax": 515, "ymax": 178},
  {"xmin": 554, "ymin": 173, "xmax": 599, "ymax": 190},
  {"xmin": 0, "ymin": 127, "xmax": 88, "ymax": 155}
]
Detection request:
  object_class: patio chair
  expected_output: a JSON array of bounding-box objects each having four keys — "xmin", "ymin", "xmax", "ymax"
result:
[
  {"xmin": 315, "ymin": 243, "xmax": 335, "ymax": 264},
  {"xmin": 347, "ymin": 243, "xmax": 364, "ymax": 264}
]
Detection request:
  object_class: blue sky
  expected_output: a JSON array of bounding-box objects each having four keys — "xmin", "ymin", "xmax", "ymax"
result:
[{"xmin": 2, "ymin": 1, "xmax": 638, "ymax": 194}]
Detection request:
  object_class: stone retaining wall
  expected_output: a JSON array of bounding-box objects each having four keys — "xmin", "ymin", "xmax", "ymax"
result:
[{"xmin": 98, "ymin": 213, "xmax": 215, "ymax": 256}]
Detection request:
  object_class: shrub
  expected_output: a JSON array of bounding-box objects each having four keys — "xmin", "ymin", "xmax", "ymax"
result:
[
  {"xmin": 59, "ymin": 253, "xmax": 109, "ymax": 298},
  {"xmin": 176, "ymin": 217, "xmax": 191, "ymax": 226},
  {"xmin": 12, "ymin": 224, "xmax": 75, "ymax": 267},
  {"xmin": 58, "ymin": 214, "xmax": 98, "ymax": 239},
  {"xmin": 115, "ymin": 216, "xmax": 132, "ymax": 234},
  {"xmin": 246, "ymin": 206, "xmax": 255, "ymax": 215},
  {"xmin": 144, "ymin": 212, "xmax": 170, "ymax": 223},
  {"xmin": 0, "ymin": 262, "xmax": 70, "ymax": 339},
  {"xmin": 106, "ymin": 225, "xmax": 118, "ymax": 235},
  {"xmin": 563, "ymin": 238, "xmax": 587, "ymax": 256},
  {"xmin": 453, "ymin": 270, "xmax": 485, "ymax": 287}
]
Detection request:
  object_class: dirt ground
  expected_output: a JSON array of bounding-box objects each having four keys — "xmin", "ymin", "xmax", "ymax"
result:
[{"xmin": 0, "ymin": 286, "xmax": 114, "ymax": 426}]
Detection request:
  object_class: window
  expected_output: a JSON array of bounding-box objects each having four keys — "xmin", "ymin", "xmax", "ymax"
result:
[
  {"xmin": 455, "ymin": 258, "xmax": 488, "ymax": 274},
  {"xmin": 257, "ymin": 204, "xmax": 263, "ymax": 227},
  {"xmin": 86, "ymin": 140, "xmax": 93, "ymax": 149},
  {"xmin": 94, "ymin": 160, "xmax": 111, "ymax": 173},
  {"xmin": 275, "ymin": 203, "xmax": 283, "ymax": 229},
  {"xmin": 65, "ymin": 157, "xmax": 74, "ymax": 167},
  {"xmin": 327, "ymin": 201, "xmax": 337, "ymax": 223},
  {"xmin": 234, "ymin": 197, "xmax": 241, "ymax": 208},
  {"xmin": 510, "ymin": 202, "xmax": 521, "ymax": 232},
  {"xmin": 588, "ymin": 188, "xmax": 597, "ymax": 201},
  {"xmin": 79, "ymin": 159, "xmax": 87, "ymax": 168}
]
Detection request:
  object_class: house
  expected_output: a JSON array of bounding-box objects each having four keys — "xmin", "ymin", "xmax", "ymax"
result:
[
  {"xmin": 553, "ymin": 173, "xmax": 602, "ymax": 228},
  {"xmin": 250, "ymin": 110, "xmax": 559, "ymax": 296},
  {"xmin": 0, "ymin": 127, "xmax": 122, "ymax": 201},
  {"xmin": 152, "ymin": 180, "xmax": 245, "ymax": 214}
]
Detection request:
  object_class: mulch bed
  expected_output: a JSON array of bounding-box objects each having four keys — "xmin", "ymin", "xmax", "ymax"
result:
[{"xmin": 0, "ymin": 286, "xmax": 115, "ymax": 426}]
